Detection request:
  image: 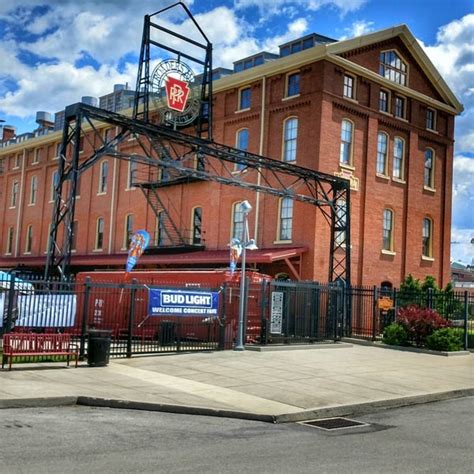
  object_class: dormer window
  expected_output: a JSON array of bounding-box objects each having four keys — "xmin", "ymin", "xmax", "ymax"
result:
[{"xmin": 380, "ymin": 51, "xmax": 407, "ymax": 86}]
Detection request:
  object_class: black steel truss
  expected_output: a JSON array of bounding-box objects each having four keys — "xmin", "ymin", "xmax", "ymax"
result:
[
  {"xmin": 45, "ymin": 102, "xmax": 351, "ymax": 285},
  {"xmin": 133, "ymin": 1, "xmax": 213, "ymax": 139}
]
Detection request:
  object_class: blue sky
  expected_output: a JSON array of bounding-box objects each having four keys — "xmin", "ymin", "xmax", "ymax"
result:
[{"xmin": 0, "ymin": 0, "xmax": 473, "ymax": 264}]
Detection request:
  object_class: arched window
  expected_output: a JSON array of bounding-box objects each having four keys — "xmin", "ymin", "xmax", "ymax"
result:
[
  {"xmin": 235, "ymin": 128, "xmax": 249, "ymax": 171},
  {"xmin": 380, "ymin": 50, "xmax": 407, "ymax": 86},
  {"xmin": 376, "ymin": 132, "xmax": 388, "ymax": 175},
  {"xmin": 279, "ymin": 198, "xmax": 293, "ymax": 241},
  {"xmin": 422, "ymin": 218, "xmax": 433, "ymax": 257},
  {"xmin": 192, "ymin": 207, "xmax": 202, "ymax": 245},
  {"xmin": 25, "ymin": 225, "xmax": 33, "ymax": 253},
  {"xmin": 95, "ymin": 217, "xmax": 104, "ymax": 250},
  {"xmin": 340, "ymin": 119, "xmax": 353, "ymax": 165},
  {"xmin": 98, "ymin": 160, "xmax": 108, "ymax": 194},
  {"xmin": 393, "ymin": 137, "xmax": 405, "ymax": 180},
  {"xmin": 382, "ymin": 209, "xmax": 394, "ymax": 251},
  {"xmin": 127, "ymin": 160, "xmax": 138, "ymax": 189},
  {"xmin": 424, "ymin": 149, "xmax": 435, "ymax": 189},
  {"xmin": 50, "ymin": 171, "xmax": 59, "ymax": 202},
  {"xmin": 30, "ymin": 176, "xmax": 38, "ymax": 205},
  {"xmin": 124, "ymin": 214, "xmax": 134, "ymax": 248},
  {"xmin": 232, "ymin": 202, "xmax": 245, "ymax": 239},
  {"xmin": 6, "ymin": 226, "xmax": 14, "ymax": 254},
  {"xmin": 283, "ymin": 117, "xmax": 298, "ymax": 162},
  {"xmin": 155, "ymin": 212, "xmax": 167, "ymax": 246},
  {"xmin": 11, "ymin": 181, "xmax": 19, "ymax": 207}
]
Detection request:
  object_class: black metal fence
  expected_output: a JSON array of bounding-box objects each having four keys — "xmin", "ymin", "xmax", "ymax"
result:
[{"xmin": 1, "ymin": 273, "xmax": 472, "ymax": 354}]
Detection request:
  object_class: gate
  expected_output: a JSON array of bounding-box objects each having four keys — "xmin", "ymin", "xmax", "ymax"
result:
[{"xmin": 261, "ymin": 281, "xmax": 343, "ymax": 344}]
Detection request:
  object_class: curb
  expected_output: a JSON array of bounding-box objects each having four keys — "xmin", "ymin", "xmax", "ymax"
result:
[
  {"xmin": 76, "ymin": 396, "xmax": 277, "ymax": 423},
  {"xmin": 246, "ymin": 342, "xmax": 352, "ymax": 352},
  {"xmin": 0, "ymin": 396, "xmax": 77, "ymax": 410},
  {"xmin": 342, "ymin": 338, "xmax": 472, "ymax": 357},
  {"xmin": 273, "ymin": 388, "xmax": 474, "ymax": 423},
  {"xmin": 1, "ymin": 389, "xmax": 473, "ymax": 424}
]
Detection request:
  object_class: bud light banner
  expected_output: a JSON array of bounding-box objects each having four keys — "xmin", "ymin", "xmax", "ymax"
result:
[{"xmin": 148, "ymin": 289, "xmax": 219, "ymax": 316}]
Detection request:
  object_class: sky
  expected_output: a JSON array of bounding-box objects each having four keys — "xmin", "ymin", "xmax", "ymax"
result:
[{"xmin": 0, "ymin": 0, "xmax": 473, "ymax": 264}]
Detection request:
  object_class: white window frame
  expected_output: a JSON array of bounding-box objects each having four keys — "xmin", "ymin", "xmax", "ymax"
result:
[
  {"xmin": 282, "ymin": 117, "xmax": 298, "ymax": 163},
  {"xmin": 277, "ymin": 197, "xmax": 293, "ymax": 242},
  {"xmin": 339, "ymin": 119, "xmax": 354, "ymax": 167},
  {"xmin": 235, "ymin": 128, "xmax": 249, "ymax": 171},
  {"xmin": 231, "ymin": 201, "xmax": 245, "ymax": 240},
  {"xmin": 25, "ymin": 224, "xmax": 33, "ymax": 254},
  {"xmin": 285, "ymin": 71, "xmax": 300, "ymax": 98},
  {"xmin": 424, "ymin": 148, "xmax": 435, "ymax": 190},
  {"xmin": 343, "ymin": 74, "xmax": 356, "ymax": 100},
  {"xmin": 11, "ymin": 181, "xmax": 19, "ymax": 208},
  {"xmin": 5, "ymin": 226, "xmax": 14, "ymax": 255},
  {"xmin": 98, "ymin": 160, "xmax": 108, "ymax": 194},
  {"xmin": 392, "ymin": 136, "xmax": 405, "ymax": 181},
  {"xmin": 238, "ymin": 86, "xmax": 251, "ymax": 111},
  {"xmin": 379, "ymin": 89, "xmax": 390, "ymax": 113},
  {"xmin": 123, "ymin": 214, "xmax": 134, "ymax": 249},
  {"xmin": 95, "ymin": 217, "xmax": 104, "ymax": 250},
  {"xmin": 422, "ymin": 217, "xmax": 433, "ymax": 258},
  {"xmin": 376, "ymin": 132, "xmax": 389, "ymax": 176},
  {"xmin": 379, "ymin": 49, "xmax": 408, "ymax": 86},
  {"xmin": 426, "ymin": 108, "xmax": 437, "ymax": 131},
  {"xmin": 29, "ymin": 175, "xmax": 38, "ymax": 205},
  {"xmin": 394, "ymin": 95, "xmax": 406, "ymax": 120},
  {"xmin": 382, "ymin": 208, "xmax": 394, "ymax": 252}
]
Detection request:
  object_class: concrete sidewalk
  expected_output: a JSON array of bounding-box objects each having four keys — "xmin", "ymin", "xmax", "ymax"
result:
[{"xmin": 1, "ymin": 345, "xmax": 473, "ymax": 422}]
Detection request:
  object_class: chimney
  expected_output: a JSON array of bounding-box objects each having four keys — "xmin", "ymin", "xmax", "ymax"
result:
[{"xmin": 1, "ymin": 125, "xmax": 16, "ymax": 142}]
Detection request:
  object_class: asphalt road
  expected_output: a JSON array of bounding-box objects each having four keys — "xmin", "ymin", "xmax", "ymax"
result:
[{"xmin": 0, "ymin": 397, "xmax": 473, "ymax": 473}]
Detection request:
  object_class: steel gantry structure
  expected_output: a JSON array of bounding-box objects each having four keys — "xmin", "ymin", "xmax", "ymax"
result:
[{"xmin": 44, "ymin": 2, "xmax": 351, "ymax": 286}]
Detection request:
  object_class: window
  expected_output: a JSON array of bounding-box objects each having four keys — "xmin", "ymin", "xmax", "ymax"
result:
[
  {"xmin": 33, "ymin": 148, "xmax": 40, "ymax": 164},
  {"xmin": 25, "ymin": 225, "xmax": 33, "ymax": 253},
  {"xmin": 29, "ymin": 176, "xmax": 38, "ymax": 205},
  {"xmin": 339, "ymin": 119, "xmax": 353, "ymax": 166},
  {"xmin": 382, "ymin": 209, "xmax": 394, "ymax": 251},
  {"xmin": 426, "ymin": 108, "xmax": 436, "ymax": 131},
  {"xmin": 98, "ymin": 161, "xmax": 108, "ymax": 193},
  {"xmin": 286, "ymin": 72, "xmax": 300, "ymax": 97},
  {"xmin": 335, "ymin": 199, "xmax": 347, "ymax": 245},
  {"xmin": 380, "ymin": 50, "xmax": 407, "ymax": 86},
  {"xmin": 232, "ymin": 202, "xmax": 245, "ymax": 239},
  {"xmin": 95, "ymin": 217, "xmax": 104, "ymax": 250},
  {"xmin": 71, "ymin": 221, "xmax": 78, "ymax": 251},
  {"xmin": 279, "ymin": 198, "xmax": 293, "ymax": 241},
  {"xmin": 14, "ymin": 154, "xmax": 21, "ymax": 168},
  {"xmin": 283, "ymin": 117, "xmax": 298, "ymax": 162},
  {"xmin": 11, "ymin": 181, "xmax": 19, "ymax": 207},
  {"xmin": 192, "ymin": 207, "xmax": 202, "ymax": 245},
  {"xmin": 50, "ymin": 171, "xmax": 59, "ymax": 202},
  {"xmin": 235, "ymin": 129, "xmax": 249, "ymax": 171},
  {"xmin": 422, "ymin": 218, "xmax": 433, "ymax": 257},
  {"xmin": 394, "ymin": 96, "xmax": 405, "ymax": 119},
  {"xmin": 393, "ymin": 137, "xmax": 405, "ymax": 180},
  {"xmin": 424, "ymin": 149, "xmax": 435, "ymax": 189},
  {"xmin": 6, "ymin": 226, "xmax": 14, "ymax": 254},
  {"xmin": 379, "ymin": 89, "xmax": 389, "ymax": 113},
  {"xmin": 155, "ymin": 212, "xmax": 166, "ymax": 246},
  {"xmin": 343, "ymin": 75, "xmax": 355, "ymax": 99},
  {"xmin": 127, "ymin": 160, "xmax": 137, "ymax": 189},
  {"xmin": 376, "ymin": 132, "xmax": 389, "ymax": 175},
  {"xmin": 124, "ymin": 214, "xmax": 133, "ymax": 248},
  {"xmin": 55, "ymin": 143, "xmax": 61, "ymax": 158},
  {"xmin": 239, "ymin": 87, "xmax": 251, "ymax": 110}
]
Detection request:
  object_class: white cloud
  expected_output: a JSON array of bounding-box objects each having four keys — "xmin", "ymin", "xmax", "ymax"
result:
[
  {"xmin": 340, "ymin": 19, "xmax": 374, "ymax": 39},
  {"xmin": 420, "ymin": 14, "xmax": 474, "ymax": 153},
  {"xmin": 0, "ymin": 61, "xmax": 136, "ymax": 117},
  {"xmin": 234, "ymin": 0, "xmax": 367, "ymax": 16}
]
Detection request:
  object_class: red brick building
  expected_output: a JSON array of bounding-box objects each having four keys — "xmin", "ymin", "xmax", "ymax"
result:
[{"xmin": 0, "ymin": 25, "xmax": 463, "ymax": 286}]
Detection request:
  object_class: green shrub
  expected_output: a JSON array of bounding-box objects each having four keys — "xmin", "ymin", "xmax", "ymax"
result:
[
  {"xmin": 426, "ymin": 328, "xmax": 463, "ymax": 352},
  {"xmin": 382, "ymin": 323, "xmax": 409, "ymax": 346}
]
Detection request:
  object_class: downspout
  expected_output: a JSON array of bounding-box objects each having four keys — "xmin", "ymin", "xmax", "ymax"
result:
[
  {"xmin": 14, "ymin": 149, "xmax": 26, "ymax": 256},
  {"xmin": 108, "ymin": 127, "xmax": 119, "ymax": 253},
  {"xmin": 254, "ymin": 75, "xmax": 266, "ymax": 243}
]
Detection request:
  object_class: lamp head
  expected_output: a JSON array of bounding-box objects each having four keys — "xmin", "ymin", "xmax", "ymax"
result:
[
  {"xmin": 245, "ymin": 239, "xmax": 258, "ymax": 250},
  {"xmin": 239, "ymin": 200, "xmax": 252, "ymax": 214}
]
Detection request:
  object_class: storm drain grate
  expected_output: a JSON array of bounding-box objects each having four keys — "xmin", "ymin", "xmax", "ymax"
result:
[{"xmin": 300, "ymin": 417, "xmax": 369, "ymax": 431}]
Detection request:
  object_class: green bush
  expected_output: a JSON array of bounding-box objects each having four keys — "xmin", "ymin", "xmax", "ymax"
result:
[
  {"xmin": 382, "ymin": 323, "xmax": 409, "ymax": 346},
  {"xmin": 426, "ymin": 328, "xmax": 463, "ymax": 352}
]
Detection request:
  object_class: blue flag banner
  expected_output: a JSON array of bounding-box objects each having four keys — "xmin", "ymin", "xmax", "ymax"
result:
[
  {"xmin": 126, "ymin": 230, "xmax": 150, "ymax": 273},
  {"xmin": 148, "ymin": 289, "xmax": 219, "ymax": 316}
]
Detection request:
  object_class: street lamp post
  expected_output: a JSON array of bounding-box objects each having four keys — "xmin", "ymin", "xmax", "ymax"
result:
[{"xmin": 234, "ymin": 200, "xmax": 257, "ymax": 351}]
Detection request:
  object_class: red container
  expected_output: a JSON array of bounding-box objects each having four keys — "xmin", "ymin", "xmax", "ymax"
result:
[{"xmin": 75, "ymin": 270, "xmax": 270, "ymax": 344}]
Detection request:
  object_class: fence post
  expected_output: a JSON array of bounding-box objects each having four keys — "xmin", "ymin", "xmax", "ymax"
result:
[
  {"xmin": 218, "ymin": 283, "xmax": 227, "ymax": 350},
  {"xmin": 127, "ymin": 279, "xmax": 137, "ymax": 358},
  {"xmin": 80, "ymin": 277, "xmax": 91, "ymax": 359},
  {"xmin": 463, "ymin": 291, "xmax": 469, "ymax": 351},
  {"xmin": 427, "ymin": 288, "xmax": 433, "ymax": 309},
  {"xmin": 260, "ymin": 280, "xmax": 268, "ymax": 345},
  {"xmin": 5, "ymin": 274, "xmax": 16, "ymax": 333},
  {"xmin": 372, "ymin": 286, "xmax": 378, "ymax": 341}
]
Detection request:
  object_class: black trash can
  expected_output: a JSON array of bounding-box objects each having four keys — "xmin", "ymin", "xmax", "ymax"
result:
[
  {"xmin": 159, "ymin": 321, "xmax": 176, "ymax": 346},
  {"xmin": 87, "ymin": 329, "xmax": 112, "ymax": 366}
]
